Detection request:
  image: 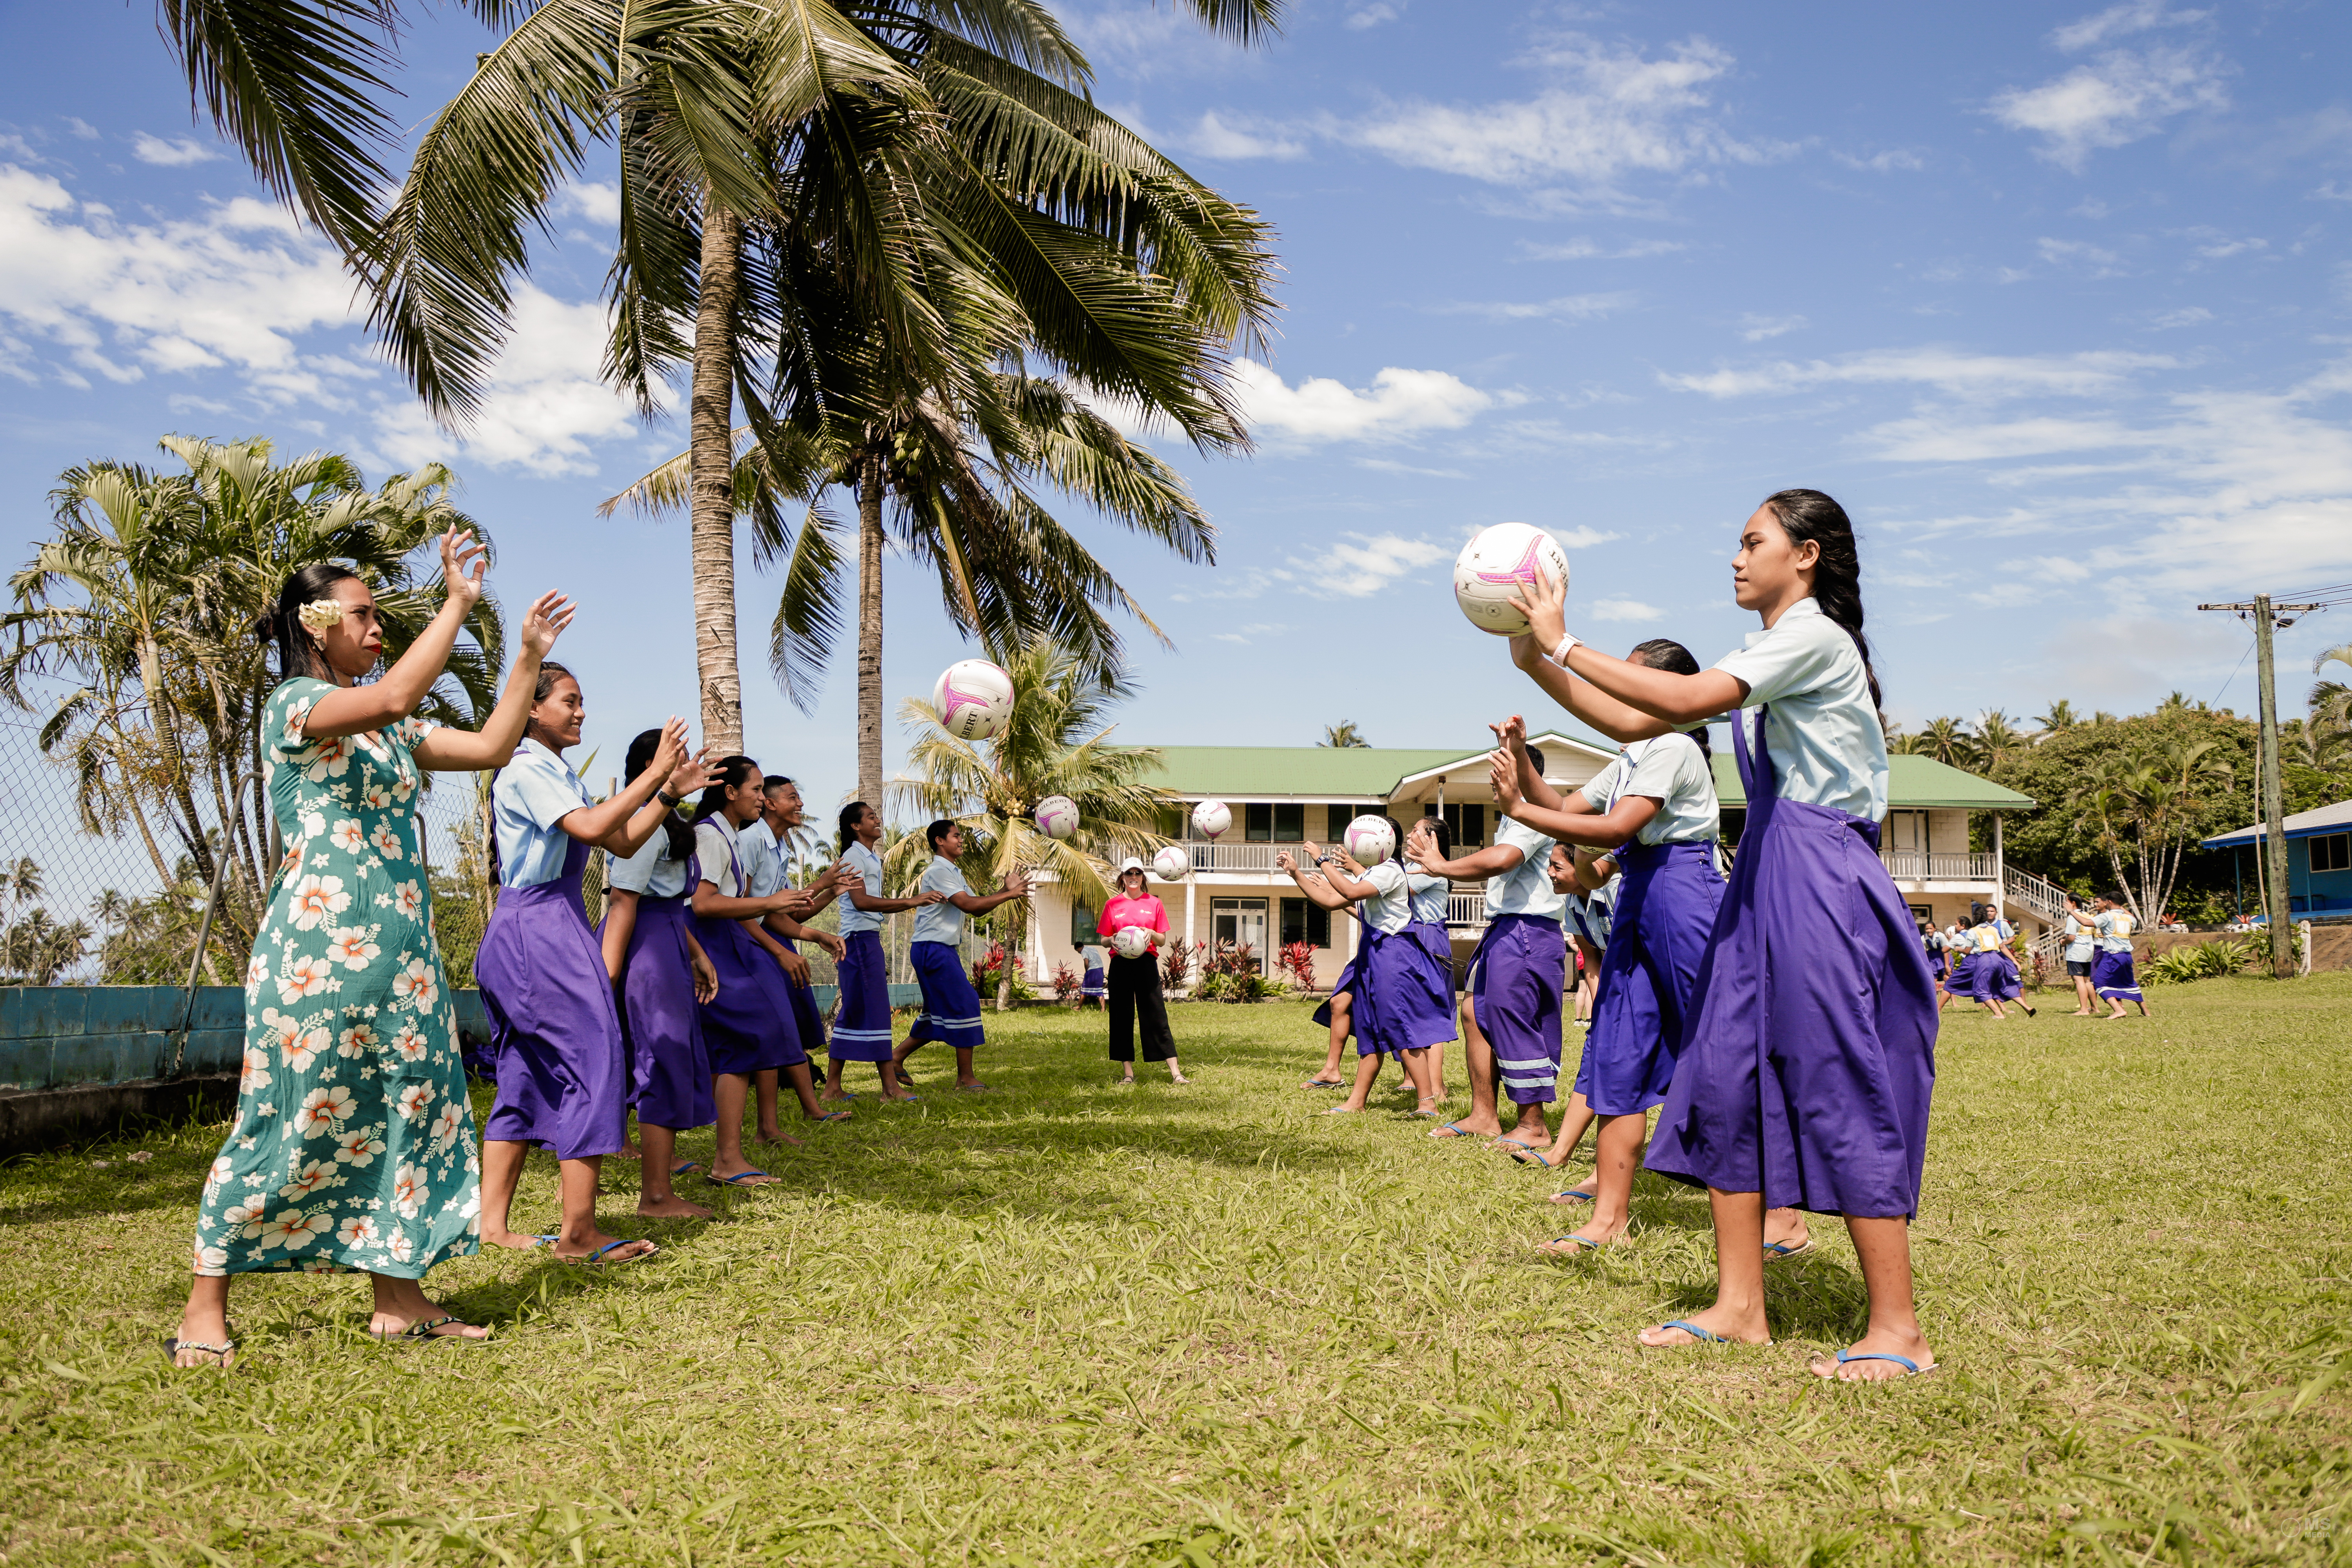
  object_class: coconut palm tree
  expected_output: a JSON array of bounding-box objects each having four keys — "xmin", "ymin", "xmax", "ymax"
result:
[
  {"xmin": 1894, "ymin": 715, "xmax": 1977, "ymax": 769},
  {"xmin": 1972, "ymin": 709, "xmax": 2029, "ymax": 772},
  {"xmin": 1319, "ymin": 721, "xmax": 1369, "ymax": 749},
  {"xmin": 360, "ymin": 0, "xmax": 1277, "ymax": 767},
  {"xmin": 889, "ymin": 639, "xmax": 1175, "ymax": 1007},
  {"xmin": 2066, "ymin": 738, "xmax": 2233, "ymax": 926},
  {"xmin": 2032, "ymin": 698, "xmax": 2080, "ymax": 736}
]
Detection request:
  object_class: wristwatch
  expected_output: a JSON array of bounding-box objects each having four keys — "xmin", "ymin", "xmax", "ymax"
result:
[{"xmin": 657, "ymin": 789, "xmax": 682, "ymax": 807}]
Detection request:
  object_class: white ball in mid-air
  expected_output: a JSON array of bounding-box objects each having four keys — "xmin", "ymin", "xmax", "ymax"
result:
[
  {"xmin": 1033, "ymin": 795, "xmax": 1079, "ymax": 839},
  {"xmin": 1453, "ymin": 522, "xmax": 1571, "ymax": 638},
  {"xmin": 932, "ymin": 659, "xmax": 1015, "ymax": 740},
  {"xmin": 1152, "ymin": 845, "xmax": 1191, "ymax": 882},
  {"xmin": 1343, "ymin": 814, "xmax": 1396, "ymax": 866},
  {"xmin": 1111, "ymin": 925, "xmax": 1154, "ymax": 959},
  {"xmin": 1190, "ymin": 799, "xmax": 1232, "ymax": 840}
]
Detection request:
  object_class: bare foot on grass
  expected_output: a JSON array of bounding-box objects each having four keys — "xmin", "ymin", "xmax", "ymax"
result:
[{"xmin": 636, "ymin": 1195, "xmax": 714, "ymax": 1219}]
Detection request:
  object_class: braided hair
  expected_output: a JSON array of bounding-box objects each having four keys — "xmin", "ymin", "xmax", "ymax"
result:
[
  {"xmin": 624, "ymin": 727, "xmax": 694, "ymax": 865},
  {"xmin": 1628, "ymin": 638, "xmax": 1713, "ymax": 759},
  {"xmin": 254, "ymin": 562, "xmax": 358, "ymax": 682},
  {"xmin": 1761, "ymin": 489, "xmax": 1883, "ymax": 723}
]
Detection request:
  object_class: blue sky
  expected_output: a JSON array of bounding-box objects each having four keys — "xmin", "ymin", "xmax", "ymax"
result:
[{"xmin": 4, "ymin": 0, "xmax": 2350, "ymax": 810}]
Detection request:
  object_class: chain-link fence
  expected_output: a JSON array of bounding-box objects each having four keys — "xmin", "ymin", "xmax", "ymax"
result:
[{"xmin": 3, "ymin": 717, "xmax": 1007, "ymax": 996}]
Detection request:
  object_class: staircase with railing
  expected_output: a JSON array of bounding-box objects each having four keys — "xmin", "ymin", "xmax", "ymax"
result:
[{"xmin": 2003, "ymin": 866, "xmax": 2071, "ymax": 927}]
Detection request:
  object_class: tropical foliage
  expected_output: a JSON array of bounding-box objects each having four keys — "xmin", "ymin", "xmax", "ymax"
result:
[
  {"xmin": 1, "ymin": 437, "xmax": 497, "ymax": 956},
  {"xmin": 1318, "ymin": 721, "xmax": 1369, "ymax": 749},
  {"xmin": 0, "ymin": 858, "xmax": 90, "ymax": 987},
  {"xmin": 891, "ymin": 640, "xmax": 1175, "ymax": 1005}
]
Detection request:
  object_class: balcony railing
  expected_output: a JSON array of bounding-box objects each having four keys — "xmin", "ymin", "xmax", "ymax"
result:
[
  {"xmin": 1447, "ymin": 891, "xmax": 1488, "ymax": 928},
  {"xmin": 1878, "ymin": 850, "xmax": 1996, "ymax": 882},
  {"xmin": 1181, "ymin": 840, "xmax": 1301, "ymax": 874}
]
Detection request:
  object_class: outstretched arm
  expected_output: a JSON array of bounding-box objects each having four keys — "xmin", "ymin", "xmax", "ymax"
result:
[
  {"xmin": 950, "ymin": 868, "xmax": 1032, "ymax": 916},
  {"xmin": 1504, "ymin": 570, "xmax": 1745, "ymax": 730},
  {"xmin": 413, "ymin": 585, "xmax": 575, "ymax": 770},
  {"xmin": 1491, "ymin": 749, "xmax": 1650, "ymax": 849},
  {"xmin": 308, "ymin": 530, "xmax": 498, "ymax": 741},
  {"xmin": 1277, "ymin": 849, "xmax": 1354, "ymax": 911}
]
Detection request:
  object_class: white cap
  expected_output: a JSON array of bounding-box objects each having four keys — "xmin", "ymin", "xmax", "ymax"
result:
[{"xmin": 1116, "ymin": 856, "xmax": 1146, "ymax": 875}]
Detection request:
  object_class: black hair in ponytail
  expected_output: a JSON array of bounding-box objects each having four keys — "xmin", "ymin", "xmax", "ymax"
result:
[
  {"xmin": 696, "ymin": 755, "xmax": 759, "ymax": 823},
  {"xmin": 1761, "ymin": 489, "xmax": 1884, "ymax": 723},
  {"xmin": 1379, "ymin": 814, "xmax": 1409, "ymax": 864},
  {"xmin": 1420, "ymin": 811, "xmax": 1454, "ymax": 859},
  {"xmin": 518, "ymin": 661, "xmax": 575, "ymax": 747},
  {"xmin": 838, "ymin": 801, "xmax": 872, "ymax": 847},
  {"xmin": 1628, "ymin": 638, "xmax": 1712, "ymax": 759},
  {"xmin": 256, "ymin": 562, "xmax": 360, "ymax": 681},
  {"xmin": 625, "ymin": 727, "xmax": 695, "ymax": 865}
]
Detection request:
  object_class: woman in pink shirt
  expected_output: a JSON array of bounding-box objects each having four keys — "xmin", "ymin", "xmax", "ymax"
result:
[{"xmin": 1098, "ymin": 858, "xmax": 1186, "ymax": 1084}]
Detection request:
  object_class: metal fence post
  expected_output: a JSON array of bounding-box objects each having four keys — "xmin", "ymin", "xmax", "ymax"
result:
[{"xmin": 165, "ymin": 851, "xmax": 231, "ymax": 1079}]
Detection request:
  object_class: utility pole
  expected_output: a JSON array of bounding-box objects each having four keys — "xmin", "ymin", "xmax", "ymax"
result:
[{"xmin": 2198, "ymin": 594, "xmax": 2322, "ymax": 978}]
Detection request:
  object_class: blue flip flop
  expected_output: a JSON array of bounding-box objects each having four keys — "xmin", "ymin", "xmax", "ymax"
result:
[
  {"xmin": 705, "ymin": 1169, "xmax": 778, "ymax": 1187},
  {"xmin": 1495, "ymin": 1138, "xmax": 1551, "ymax": 1166},
  {"xmin": 1763, "ymin": 1238, "xmax": 1816, "ymax": 1262},
  {"xmin": 560, "ymin": 1238, "xmax": 660, "ymax": 1266},
  {"xmin": 1551, "ymin": 1186, "xmax": 1596, "ymax": 1205},
  {"xmin": 1428, "ymin": 1121, "xmax": 1477, "ymax": 1140},
  {"xmin": 1821, "ymin": 1349, "xmax": 1935, "ymax": 1378},
  {"xmin": 1647, "ymin": 1319, "xmax": 1731, "ymax": 1345},
  {"xmin": 669, "ymin": 1162, "xmax": 702, "ymax": 1177}
]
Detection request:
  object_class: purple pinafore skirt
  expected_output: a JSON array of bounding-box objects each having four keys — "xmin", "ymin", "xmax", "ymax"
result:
[
  {"xmin": 478, "ymin": 836, "xmax": 628, "ymax": 1161},
  {"xmin": 1644, "ymin": 707, "xmax": 1939, "ymax": 1219},
  {"xmin": 1574, "ymin": 839, "xmax": 1724, "ymax": 1117},
  {"xmin": 613, "ymin": 892, "xmax": 716, "ymax": 1131},
  {"xmin": 687, "ymin": 829, "xmax": 804, "ymax": 1077}
]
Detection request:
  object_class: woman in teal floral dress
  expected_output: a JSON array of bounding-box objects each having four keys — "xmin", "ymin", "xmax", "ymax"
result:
[{"xmin": 170, "ymin": 532, "xmax": 571, "ymax": 1367}]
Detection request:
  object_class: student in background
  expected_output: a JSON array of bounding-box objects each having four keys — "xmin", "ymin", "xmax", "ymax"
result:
[
  {"xmin": 1100, "ymin": 858, "xmax": 1185, "ymax": 1084},
  {"xmin": 1080, "ymin": 941, "xmax": 1110, "ymax": 1008},
  {"xmin": 2060, "ymin": 894, "xmax": 2098, "ymax": 1015},
  {"xmin": 599, "ymin": 727, "xmax": 720, "ymax": 1218},
  {"xmin": 690, "ymin": 757, "xmax": 847, "ymax": 1190},
  {"xmin": 893, "ymin": 820, "xmax": 1030, "ymax": 1093},
  {"xmin": 741, "ymin": 774, "xmax": 850, "ymax": 1133},
  {"xmin": 829, "ymin": 803, "xmax": 939, "ymax": 1103},
  {"xmin": 1409, "ymin": 743, "xmax": 1566, "ymax": 1156},
  {"xmin": 2092, "ymin": 893, "xmax": 2152, "ymax": 1019}
]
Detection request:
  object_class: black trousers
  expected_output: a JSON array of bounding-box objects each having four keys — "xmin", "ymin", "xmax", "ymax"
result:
[{"xmin": 1107, "ymin": 954, "xmax": 1176, "ymax": 1062}]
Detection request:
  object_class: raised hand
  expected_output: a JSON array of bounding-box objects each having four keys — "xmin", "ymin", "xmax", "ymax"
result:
[
  {"xmin": 1489, "ymin": 748, "xmax": 1523, "ymax": 813},
  {"xmin": 1274, "ymin": 849, "xmax": 1297, "ymax": 875},
  {"xmin": 1506, "ymin": 565, "xmax": 1570, "ymax": 655},
  {"xmin": 1299, "ymin": 840, "xmax": 1324, "ymax": 865},
  {"xmin": 1489, "ymin": 713, "xmax": 1529, "ymax": 756},
  {"xmin": 647, "ymin": 716, "xmax": 691, "ymax": 782},
  {"xmin": 665, "ymin": 743, "xmax": 714, "ymax": 801},
  {"xmin": 1003, "ymin": 868, "xmax": 1032, "ymax": 898},
  {"xmin": 440, "ymin": 528, "xmax": 490, "ymax": 614},
  {"xmin": 517, "ymin": 590, "xmax": 574, "ymax": 661}
]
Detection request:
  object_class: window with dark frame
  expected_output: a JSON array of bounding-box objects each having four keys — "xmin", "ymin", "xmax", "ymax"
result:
[
  {"xmin": 1272, "ymin": 802, "xmax": 1304, "ymax": 841},
  {"xmin": 1245, "ymin": 802, "xmax": 1273, "ymax": 841},
  {"xmin": 1279, "ymin": 896, "xmax": 1331, "ymax": 948},
  {"xmin": 1443, "ymin": 801, "xmax": 1487, "ymax": 848},
  {"xmin": 2312, "ymin": 832, "xmax": 2352, "ymax": 874},
  {"xmin": 1069, "ymin": 900, "xmax": 1098, "ymax": 949}
]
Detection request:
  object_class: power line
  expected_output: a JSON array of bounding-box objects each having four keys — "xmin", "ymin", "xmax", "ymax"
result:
[{"xmin": 2210, "ymin": 636, "xmax": 2255, "ymax": 709}]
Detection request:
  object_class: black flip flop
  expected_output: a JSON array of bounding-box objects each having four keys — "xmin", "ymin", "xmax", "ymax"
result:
[{"xmin": 162, "ymin": 1336, "xmax": 236, "ymax": 1368}]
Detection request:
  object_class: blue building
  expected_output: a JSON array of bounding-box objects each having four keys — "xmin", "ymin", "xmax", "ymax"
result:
[{"xmin": 2202, "ymin": 799, "xmax": 2352, "ymax": 916}]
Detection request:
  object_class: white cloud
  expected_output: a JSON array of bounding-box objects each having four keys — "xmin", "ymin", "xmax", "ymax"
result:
[
  {"xmin": 1435, "ymin": 291, "xmax": 1635, "ymax": 323},
  {"xmin": 1345, "ymin": 4, "xmax": 1398, "ymax": 29},
  {"xmin": 557, "ymin": 182, "xmax": 621, "ymax": 226},
  {"xmin": 1832, "ymin": 149, "xmax": 1925, "ymax": 173},
  {"xmin": 1662, "ymin": 347, "xmax": 2176, "ymax": 401},
  {"xmin": 1988, "ymin": 43, "xmax": 2230, "ymax": 172},
  {"xmin": 1590, "ymin": 596, "xmax": 1665, "ymax": 622},
  {"xmin": 131, "ymin": 133, "xmax": 220, "ymax": 167},
  {"xmin": 2315, "ymin": 182, "xmax": 2352, "ymax": 203},
  {"xmin": 2050, "ymin": 1, "xmax": 2208, "ymax": 52},
  {"xmin": 1738, "ymin": 313, "xmax": 1805, "ymax": 342},
  {"xmin": 1338, "ymin": 35, "xmax": 1785, "ymax": 201},
  {"xmin": 1187, "ymin": 112, "xmax": 1306, "ymax": 161},
  {"xmin": 2147, "ymin": 306, "xmax": 2213, "ymax": 329},
  {"xmin": 1232, "ymin": 358, "xmax": 1515, "ymax": 445},
  {"xmin": 1292, "ymin": 532, "xmax": 1447, "ymax": 597},
  {"xmin": 1208, "ymin": 621, "xmax": 1290, "ymax": 645},
  {"xmin": 2188, "ymin": 231, "xmax": 2265, "ymax": 259},
  {"xmin": 1356, "ymin": 458, "xmax": 1469, "ymax": 480},
  {"xmin": 0, "ymin": 163, "xmax": 655, "ymax": 478},
  {"xmin": 1548, "ymin": 526, "xmax": 1622, "ymax": 551},
  {"xmin": 2037, "ymin": 236, "xmax": 2128, "ymax": 275},
  {"xmin": 63, "ymin": 118, "xmax": 98, "ymax": 141},
  {"xmin": 1518, "ymin": 237, "xmax": 1685, "ymax": 261}
]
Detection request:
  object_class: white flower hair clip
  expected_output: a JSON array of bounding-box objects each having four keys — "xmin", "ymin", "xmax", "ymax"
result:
[{"xmin": 297, "ymin": 599, "xmax": 346, "ymax": 633}]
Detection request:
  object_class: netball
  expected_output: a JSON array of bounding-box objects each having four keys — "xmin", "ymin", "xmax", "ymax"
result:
[
  {"xmin": 1111, "ymin": 925, "xmax": 1154, "ymax": 960},
  {"xmin": 1342, "ymin": 814, "xmax": 1396, "ymax": 865},
  {"xmin": 1190, "ymin": 799, "xmax": 1232, "ymax": 839},
  {"xmin": 932, "ymin": 658, "xmax": 1015, "ymax": 740},
  {"xmin": 1452, "ymin": 522, "xmax": 1571, "ymax": 637},
  {"xmin": 1151, "ymin": 845, "xmax": 1191, "ymax": 881},
  {"xmin": 1033, "ymin": 794, "xmax": 1079, "ymax": 839}
]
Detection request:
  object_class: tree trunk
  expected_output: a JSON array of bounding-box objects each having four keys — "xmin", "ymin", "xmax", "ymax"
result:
[
  {"xmin": 856, "ymin": 453, "xmax": 886, "ymax": 809},
  {"xmin": 690, "ymin": 200, "xmax": 745, "ymax": 756}
]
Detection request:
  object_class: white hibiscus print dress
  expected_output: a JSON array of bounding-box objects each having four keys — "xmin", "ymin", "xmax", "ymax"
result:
[{"xmin": 191, "ymin": 677, "xmax": 478, "ymax": 1279}]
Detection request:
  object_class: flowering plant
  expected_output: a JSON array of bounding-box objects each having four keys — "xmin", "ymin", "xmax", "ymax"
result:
[{"xmin": 298, "ymin": 599, "xmax": 346, "ymax": 632}]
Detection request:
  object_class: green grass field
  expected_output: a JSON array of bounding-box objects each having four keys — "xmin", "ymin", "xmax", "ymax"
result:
[{"xmin": 7, "ymin": 975, "xmax": 2352, "ymax": 1566}]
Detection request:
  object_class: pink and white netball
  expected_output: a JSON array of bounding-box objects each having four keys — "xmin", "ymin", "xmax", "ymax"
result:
[
  {"xmin": 1452, "ymin": 523, "xmax": 1571, "ymax": 637},
  {"xmin": 1033, "ymin": 795, "xmax": 1079, "ymax": 839},
  {"xmin": 932, "ymin": 659, "xmax": 1014, "ymax": 740},
  {"xmin": 1151, "ymin": 845, "xmax": 1191, "ymax": 882},
  {"xmin": 1343, "ymin": 815, "xmax": 1396, "ymax": 865},
  {"xmin": 1190, "ymin": 799, "xmax": 1232, "ymax": 840},
  {"xmin": 1111, "ymin": 925, "xmax": 1154, "ymax": 959}
]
